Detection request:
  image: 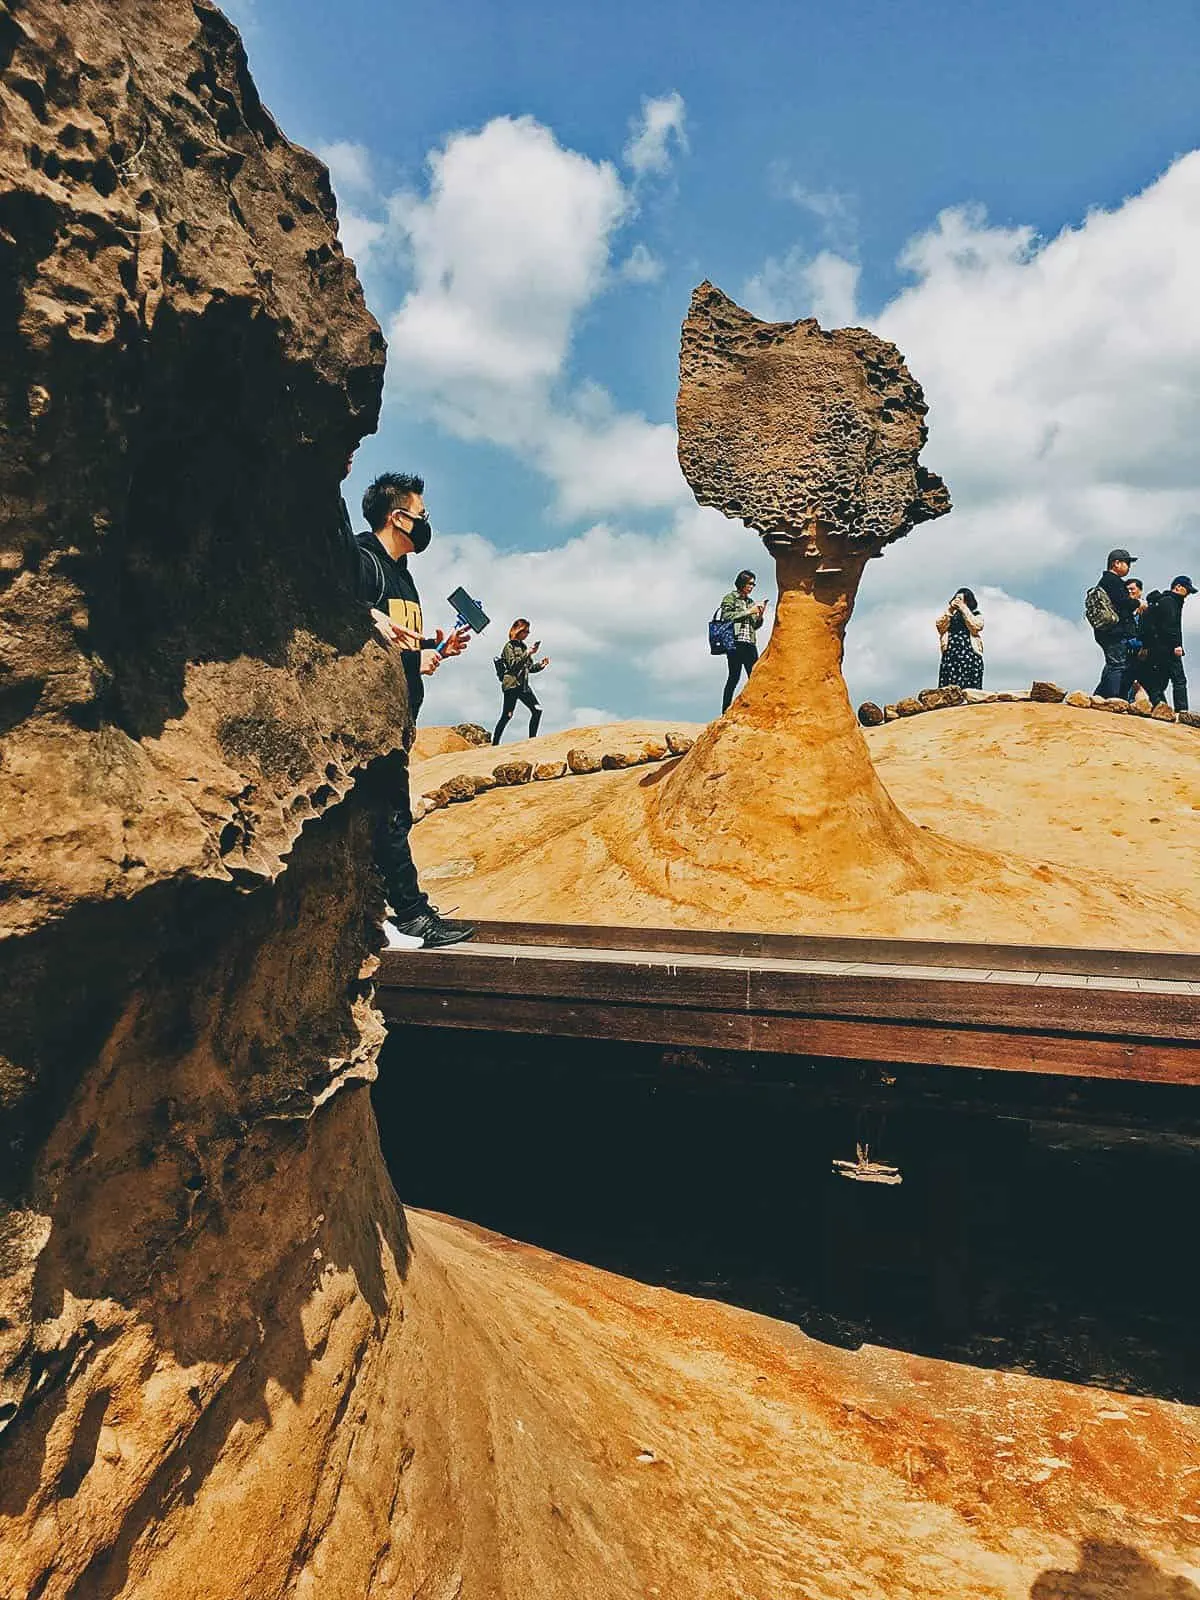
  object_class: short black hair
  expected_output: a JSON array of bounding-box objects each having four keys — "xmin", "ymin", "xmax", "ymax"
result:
[
  {"xmin": 735, "ymin": 569, "xmax": 756, "ymax": 588},
  {"xmin": 362, "ymin": 471, "xmax": 424, "ymax": 532}
]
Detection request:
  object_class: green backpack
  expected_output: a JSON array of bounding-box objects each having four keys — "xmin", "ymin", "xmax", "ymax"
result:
[{"xmin": 1084, "ymin": 583, "xmax": 1119, "ymax": 632}]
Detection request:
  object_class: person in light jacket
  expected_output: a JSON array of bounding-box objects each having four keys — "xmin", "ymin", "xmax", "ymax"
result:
[{"xmin": 936, "ymin": 587, "xmax": 984, "ymax": 690}]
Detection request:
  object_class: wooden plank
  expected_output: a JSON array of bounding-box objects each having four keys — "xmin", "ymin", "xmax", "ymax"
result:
[
  {"xmin": 379, "ymin": 991, "xmax": 1200, "ymax": 1087},
  {"xmin": 463, "ymin": 919, "xmax": 1200, "ymax": 984},
  {"xmin": 377, "ymin": 947, "xmax": 1200, "ymax": 1043}
]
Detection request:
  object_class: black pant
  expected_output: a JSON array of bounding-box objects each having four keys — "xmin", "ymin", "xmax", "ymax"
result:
[
  {"xmin": 493, "ymin": 684, "xmax": 542, "ymax": 744},
  {"xmin": 1169, "ymin": 654, "xmax": 1189, "ymax": 712},
  {"xmin": 1143, "ymin": 653, "xmax": 1188, "ymax": 710},
  {"xmin": 375, "ymin": 752, "xmax": 427, "ymax": 922},
  {"xmin": 722, "ymin": 642, "xmax": 758, "ymax": 712}
]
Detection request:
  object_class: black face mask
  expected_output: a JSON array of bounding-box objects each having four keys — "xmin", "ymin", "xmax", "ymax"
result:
[{"xmin": 407, "ymin": 516, "xmax": 432, "ymax": 554}]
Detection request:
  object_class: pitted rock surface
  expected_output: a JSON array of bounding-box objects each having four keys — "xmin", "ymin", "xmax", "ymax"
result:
[{"xmin": 677, "ymin": 283, "xmax": 950, "ymax": 550}]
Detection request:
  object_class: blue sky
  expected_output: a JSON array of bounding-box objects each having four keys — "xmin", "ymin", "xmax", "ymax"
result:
[{"xmin": 228, "ymin": 0, "xmax": 1200, "ymax": 727}]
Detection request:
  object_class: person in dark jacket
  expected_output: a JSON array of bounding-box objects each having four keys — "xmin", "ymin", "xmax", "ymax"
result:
[
  {"xmin": 340, "ymin": 466, "xmax": 475, "ymax": 950},
  {"xmin": 1091, "ymin": 548, "xmax": 1139, "ymax": 698},
  {"xmin": 1139, "ymin": 576, "xmax": 1195, "ymax": 709},
  {"xmin": 492, "ymin": 619, "xmax": 550, "ymax": 745}
]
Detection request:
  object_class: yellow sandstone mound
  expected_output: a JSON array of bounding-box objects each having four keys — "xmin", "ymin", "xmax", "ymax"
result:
[{"xmin": 412, "ymin": 702, "xmax": 1200, "ymax": 947}]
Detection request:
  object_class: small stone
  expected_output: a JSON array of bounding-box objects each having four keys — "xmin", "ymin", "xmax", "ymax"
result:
[
  {"xmin": 1102, "ymin": 698, "xmax": 1129, "ymax": 714},
  {"xmin": 417, "ymin": 790, "xmax": 446, "ymax": 813},
  {"xmin": 472, "ymin": 771, "xmax": 497, "ymax": 792},
  {"xmin": 963, "ymin": 688, "xmax": 998, "ymax": 703},
  {"xmin": 492, "ymin": 761, "xmax": 533, "ymax": 785},
  {"xmin": 665, "ymin": 731, "xmax": 694, "ymax": 755},
  {"xmin": 1030, "ymin": 680, "xmax": 1066, "ymax": 703},
  {"xmin": 883, "ymin": 704, "xmax": 899, "ymax": 721},
  {"xmin": 1064, "ymin": 691, "xmax": 1091, "ymax": 708},
  {"xmin": 1089, "ymin": 695, "xmax": 1109, "ymax": 709},
  {"xmin": 534, "ymin": 760, "xmax": 567, "ymax": 780},
  {"xmin": 411, "ymin": 798, "xmax": 429, "ymax": 822},
  {"xmin": 567, "ymin": 748, "xmax": 602, "ymax": 774},
  {"xmin": 453, "ymin": 722, "xmax": 491, "ymax": 746},
  {"xmin": 601, "ymin": 749, "xmax": 640, "ymax": 769},
  {"xmin": 917, "ymin": 687, "xmax": 948, "ymax": 709},
  {"xmin": 894, "ymin": 697, "xmax": 924, "ymax": 717},
  {"xmin": 1151, "ymin": 703, "xmax": 1177, "ymax": 722},
  {"xmin": 442, "ymin": 774, "xmax": 477, "ymax": 802},
  {"xmin": 939, "ymin": 683, "xmax": 967, "ymax": 706},
  {"xmin": 857, "ymin": 701, "xmax": 885, "ymax": 727},
  {"xmin": 1129, "ymin": 698, "xmax": 1152, "ymax": 717},
  {"xmin": 1178, "ymin": 710, "xmax": 1200, "ymax": 728},
  {"xmin": 641, "ymin": 740, "xmax": 669, "ymax": 762}
]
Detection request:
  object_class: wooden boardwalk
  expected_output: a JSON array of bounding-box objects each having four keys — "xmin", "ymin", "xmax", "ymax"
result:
[{"xmin": 376, "ymin": 923, "xmax": 1200, "ymax": 1088}]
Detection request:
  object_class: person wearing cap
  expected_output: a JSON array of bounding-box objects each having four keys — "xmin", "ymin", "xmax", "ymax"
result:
[
  {"xmin": 1092, "ymin": 548, "xmax": 1140, "ymax": 699},
  {"xmin": 1142, "ymin": 576, "xmax": 1196, "ymax": 711}
]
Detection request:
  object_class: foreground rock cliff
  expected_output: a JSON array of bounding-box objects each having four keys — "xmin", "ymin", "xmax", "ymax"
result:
[{"xmin": 2, "ymin": 6, "xmax": 1198, "ymax": 1597}]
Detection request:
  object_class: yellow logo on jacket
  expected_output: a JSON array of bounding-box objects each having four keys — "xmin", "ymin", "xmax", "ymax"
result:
[{"xmin": 387, "ymin": 597, "xmax": 423, "ymax": 636}]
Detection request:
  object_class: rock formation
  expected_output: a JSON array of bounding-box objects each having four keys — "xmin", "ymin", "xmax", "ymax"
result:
[{"xmin": 0, "ymin": 2, "xmax": 407, "ymax": 1591}]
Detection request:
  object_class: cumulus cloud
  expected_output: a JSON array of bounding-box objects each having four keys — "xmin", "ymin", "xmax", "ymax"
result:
[
  {"xmin": 623, "ymin": 92, "xmax": 688, "ymax": 178},
  {"xmin": 870, "ymin": 151, "xmax": 1200, "ymax": 622},
  {"xmin": 742, "ymin": 247, "xmax": 861, "ymax": 326},
  {"xmin": 380, "ymin": 114, "xmax": 687, "ymax": 517}
]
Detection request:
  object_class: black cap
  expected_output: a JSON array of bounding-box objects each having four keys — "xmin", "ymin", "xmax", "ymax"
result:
[
  {"xmin": 1107, "ymin": 548, "xmax": 1137, "ymax": 566},
  {"xmin": 1171, "ymin": 575, "xmax": 1197, "ymax": 594}
]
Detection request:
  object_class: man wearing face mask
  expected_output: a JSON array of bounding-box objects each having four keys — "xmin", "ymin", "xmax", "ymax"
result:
[{"xmin": 345, "ymin": 469, "xmax": 474, "ymax": 949}]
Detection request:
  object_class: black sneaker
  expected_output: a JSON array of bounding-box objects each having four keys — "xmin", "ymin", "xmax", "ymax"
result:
[{"xmin": 391, "ymin": 909, "xmax": 476, "ymax": 948}]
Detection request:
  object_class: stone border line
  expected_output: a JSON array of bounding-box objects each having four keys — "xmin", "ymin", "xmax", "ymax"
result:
[
  {"xmin": 412, "ymin": 732, "xmax": 696, "ymax": 823},
  {"xmin": 857, "ymin": 680, "xmax": 1200, "ymax": 729}
]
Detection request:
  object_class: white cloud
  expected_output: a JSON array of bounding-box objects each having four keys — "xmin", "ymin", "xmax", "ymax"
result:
[
  {"xmin": 623, "ymin": 92, "xmax": 688, "ymax": 178},
  {"xmin": 318, "ymin": 139, "xmax": 375, "ymax": 198},
  {"xmin": 617, "ymin": 242, "xmax": 665, "ymax": 284},
  {"xmin": 742, "ymin": 247, "xmax": 860, "ymax": 326},
  {"xmin": 407, "ymin": 503, "xmax": 751, "ymax": 730},
  {"xmin": 379, "ymin": 114, "xmax": 687, "ymax": 518}
]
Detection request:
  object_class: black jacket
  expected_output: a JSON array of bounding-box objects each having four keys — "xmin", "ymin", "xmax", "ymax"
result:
[
  {"xmin": 1146, "ymin": 590, "xmax": 1185, "ymax": 658},
  {"xmin": 340, "ymin": 498, "xmax": 430, "ymax": 721},
  {"xmin": 1097, "ymin": 569, "xmax": 1138, "ymax": 635}
]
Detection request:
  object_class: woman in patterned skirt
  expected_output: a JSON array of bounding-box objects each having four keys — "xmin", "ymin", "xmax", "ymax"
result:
[{"xmin": 935, "ymin": 587, "xmax": 984, "ymax": 689}]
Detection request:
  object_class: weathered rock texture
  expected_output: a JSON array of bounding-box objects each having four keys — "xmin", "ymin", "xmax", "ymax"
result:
[
  {"xmin": 677, "ymin": 282, "xmax": 950, "ymax": 550},
  {"xmin": 0, "ymin": 2, "xmax": 408, "ymax": 1591}
]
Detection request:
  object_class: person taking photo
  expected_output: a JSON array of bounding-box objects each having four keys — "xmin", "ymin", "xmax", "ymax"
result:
[
  {"xmin": 492, "ymin": 619, "xmax": 550, "ymax": 745},
  {"xmin": 718, "ymin": 570, "xmax": 766, "ymax": 713},
  {"xmin": 340, "ymin": 466, "xmax": 475, "ymax": 950}
]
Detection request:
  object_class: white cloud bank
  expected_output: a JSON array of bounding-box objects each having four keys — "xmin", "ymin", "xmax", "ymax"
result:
[
  {"xmin": 326, "ymin": 111, "xmax": 1200, "ymax": 724},
  {"xmin": 377, "ymin": 115, "xmax": 686, "ymax": 519}
]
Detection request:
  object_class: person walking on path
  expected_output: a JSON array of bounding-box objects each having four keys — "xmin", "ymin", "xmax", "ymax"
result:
[
  {"xmin": 1087, "ymin": 549, "xmax": 1139, "ymax": 698},
  {"xmin": 1139, "ymin": 576, "xmax": 1195, "ymax": 710},
  {"xmin": 340, "ymin": 467, "xmax": 475, "ymax": 950},
  {"xmin": 718, "ymin": 570, "xmax": 766, "ymax": 713},
  {"xmin": 935, "ymin": 587, "xmax": 985, "ymax": 690},
  {"xmin": 492, "ymin": 619, "xmax": 550, "ymax": 744}
]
